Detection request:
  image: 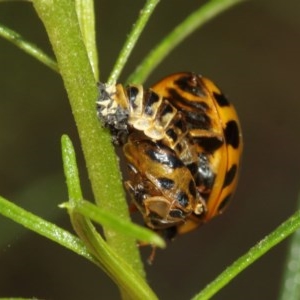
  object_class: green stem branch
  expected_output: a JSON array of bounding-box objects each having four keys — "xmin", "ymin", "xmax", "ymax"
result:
[
  {"xmin": 107, "ymin": 0, "xmax": 159, "ymax": 84},
  {"xmin": 0, "ymin": 22, "xmax": 58, "ymax": 72},
  {"xmin": 32, "ymin": 0, "xmax": 144, "ymax": 276},
  {"xmin": 192, "ymin": 210, "xmax": 300, "ymax": 300},
  {"xmin": 0, "ymin": 195, "xmax": 95, "ymax": 264}
]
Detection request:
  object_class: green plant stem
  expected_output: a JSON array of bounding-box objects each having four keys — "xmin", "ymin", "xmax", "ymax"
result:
[
  {"xmin": 71, "ymin": 213, "xmax": 158, "ymax": 300},
  {"xmin": 32, "ymin": 0, "xmax": 144, "ymax": 277},
  {"xmin": 279, "ymin": 195, "xmax": 300, "ymax": 300},
  {"xmin": 0, "ymin": 195, "xmax": 96, "ymax": 264},
  {"xmin": 127, "ymin": 0, "xmax": 245, "ymax": 84},
  {"xmin": 0, "ymin": 22, "xmax": 58, "ymax": 72},
  {"xmin": 107, "ymin": 0, "xmax": 159, "ymax": 84},
  {"xmin": 61, "ymin": 135, "xmax": 157, "ymax": 300},
  {"xmin": 192, "ymin": 210, "xmax": 300, "ymax": 300}
]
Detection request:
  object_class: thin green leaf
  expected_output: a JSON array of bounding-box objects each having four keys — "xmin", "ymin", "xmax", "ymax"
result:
[
  {"xmin": 127, "ymin": 0, "xmax": 246, "ymax": 84},
  {"xmin": 75, "ymin": 0, "xmax": 99, "ymax": 80},
  {"xmin": 0, "ymin": 22, "xmax": 58, "ymax": 72},
  {"xmin": 192, "ymin": 210, "xmax": 300, "ymax": 300},
  {"xmin": 0, "ymin": 195, "xmax": 95, "ymax": 264},
  {"xmin": 61, "ymin": 134, "xmax": 84, "ymax": 202},
  {"xmin": 62, "ymin": 199, "xmax": 165, "ymax": 248},
  {"xmin": 279, "ymin": 194, "xmax": 300, "ymax": 300},
  {"xmin": 107, "ymin": 0, "xmax": 160, "ymax": 84}
]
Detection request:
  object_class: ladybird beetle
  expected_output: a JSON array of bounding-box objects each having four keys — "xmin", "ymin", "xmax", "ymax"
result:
[{"xmin": 97, "ymin": 72, "xmax": 243, "ymax": 239}]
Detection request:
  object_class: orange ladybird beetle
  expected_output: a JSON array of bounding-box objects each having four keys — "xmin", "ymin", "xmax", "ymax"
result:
[{"xmin": 97, "ymin": 72, "xmax": 243, "ymax": 239}]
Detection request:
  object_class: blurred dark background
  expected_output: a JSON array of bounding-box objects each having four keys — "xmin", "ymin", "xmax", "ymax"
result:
[{"xmin": 1, "ymin": 0, "xmax": 300, "ymax": 299}]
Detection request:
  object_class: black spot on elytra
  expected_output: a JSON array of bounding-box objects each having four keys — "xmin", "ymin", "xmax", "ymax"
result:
[
  {"xmin": 193, "ymin": 136, "xmax": 224, "ymax": 153},
  {"xmin": 224, "ymin": 120, "xmax": 240, "ymax": 149},
  {"xmin": 213, "ymin": 92, "xmax": 230, "ymax": 107},
  {"xmin": 158, "ymin": 177, "xmax": 175, "ymax": 190},
  {"xmin": 217, "ymin": 194, "xmax": 232, "ymax": 213},
  {"xmin": 223, "ymin": 164, "xmax": 237, "ymax": 188},
  {"xmin": 174, "ymin": 73, "xmax": 206, "ymax": 97},
  {"xmin": 164, "ymin": 88, "xmax": 212, "ymax": 129},
  {"xmin": 168, "ymin": 88, "xmax": 209, "ymax": 111},
  {"xmin": 185, "ymin": 110, "xmax": 211, "ymax": 130}
]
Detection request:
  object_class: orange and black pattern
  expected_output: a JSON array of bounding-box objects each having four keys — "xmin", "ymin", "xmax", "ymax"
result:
[{"xmin": 97, "ymin": 72, "xmax": 243, "ymax": 239}]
